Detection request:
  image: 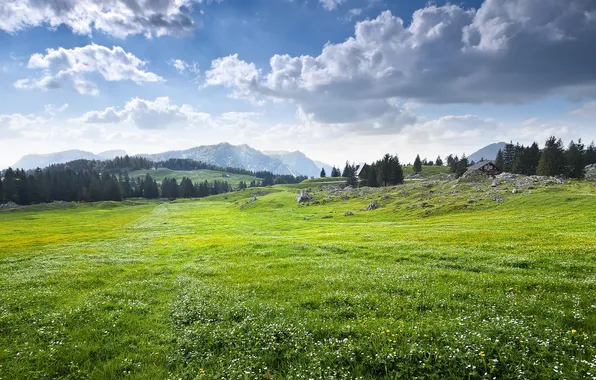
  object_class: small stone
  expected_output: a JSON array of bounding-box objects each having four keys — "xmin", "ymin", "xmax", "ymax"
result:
[{"xmin": 344, "ymin": 211, "xmax": 354, "ymax": 216}]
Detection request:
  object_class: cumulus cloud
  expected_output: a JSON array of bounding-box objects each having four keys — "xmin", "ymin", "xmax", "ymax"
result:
[
  {"xmin": 75, "ymin": 97, "xmax": 209, "ymax": 129},
  {"xmin": 205, "ymin": 0, "xmax": 596, "ymax": 134},
  {"xmin": 74, "ymin": 96, "xmax": 262, "ymax": 132},
  {"xmin": 403, "ymin": 115, "xmax": 496, "ymax": 144},
  {"xmin": 15, "ymin": 44, "xmax": 163, "ymax": 95},
  {"xmin": 0, "ymin": 0, "xmax": 218, "ymax": 38}
]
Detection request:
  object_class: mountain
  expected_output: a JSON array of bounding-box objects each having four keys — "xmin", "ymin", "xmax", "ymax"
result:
[
  {"xmin": 12, "ymin": 150, "xmax": 111, "ymax": 170},
  {"xmin": 97, "ymin": 150, "xmax": 127, "ymax": 160},
  {"xmin": 263, "ymin": 150, "xmax": 332, "ymax": 178},
  {"xmin": 141, "ymin": 143, "xmax": 296, "ymax": 175},
  {"xmin": 468, "ymin": 142, "xmax": 507, "ymax": 163}
]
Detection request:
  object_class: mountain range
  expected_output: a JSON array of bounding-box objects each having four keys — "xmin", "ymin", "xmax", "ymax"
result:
[
  {"xmin": 11, "ymin": 142, "xmax": 506, "ymax": 176},
  {"xmin": 11, "ymin": 143, "xmax": 331, "ymax": 178},
  {"xmin": 13, "ymin": 149, "xmax": 127, "ymax": 171}
]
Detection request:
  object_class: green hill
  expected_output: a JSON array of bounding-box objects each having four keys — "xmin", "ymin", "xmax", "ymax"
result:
[{"xmin": 128, "ymin": 168, "xmax": 259, "ymax": 186}]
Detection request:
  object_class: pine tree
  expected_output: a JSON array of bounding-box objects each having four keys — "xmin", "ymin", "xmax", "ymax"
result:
[
  {"xmin": 3, "ymin": 168, "xmax": 18, "ymax": 203},
  {"xmin": 413, "ymin": 155, "xmax": 422, "ymax": 173},
  {"xmin": 537, "ymin": 137, "xmax": 565, "ymax": 176},
  {"xmin": 367, "ymin": 166, "xmax": 378, "ymax": 187},
  {"xmin": 585, "ymin": 142, "xmax": 596, "ymax": 166},
  {"xmin": 320, "ymin": 168, "xmax": 326, "ymax": 178},
  {"xmin": 495, "ymin": 149, "xmax": 504, "ymax": 169},
  {"xmin": 390, "ymin": 155, "xmax": 404, "ymax": 185},
  {"xmin": 502, "ymin": 142, "xmax": 516, "ymax": 172},
  {"xmin": 455, "ymin": 154, "xmax": 469, "ymax": 178},
  {"xmin": 565, "ymin": 140, "xmax": 585, "ymax": 178}
]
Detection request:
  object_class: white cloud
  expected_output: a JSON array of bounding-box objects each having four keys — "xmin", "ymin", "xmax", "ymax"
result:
[
  {"xmin": 75, "ymin": 97, "xmax": 209, "ymax": 129},
  {"xmin": 0, "ymin": 113, "xmax": 47, "ymax": 138},
  {"xmin": 0, "ymin": 0, "xmax": 218, "ymax": 39},
  {"xmin": 320, "ymin": 0, "xmax": 344, "ymax": 11},
  {"xmin": 44, "ymin": 103, "xmax": 69, "ymax": 115},
  {"xmin": 570, "ymin": 102, "xmax": 596, "ymax": 118},
  {"xmin": 15, "ymin": 44, "xmax": 163, "ymax": 95},
  {"xmin": 74, "ymin": 97, "xmax": 262, "ymax": 132},
  {"xmin": 169, "ymin": 58, "xmax": 200, "ymax": 78},
  {"xmin": 403, "ymin": 115, "xmax": 495, "ymax": 144},
  {"xmin": 205, "ymin": 0, "xmax": 596, "ymax": 128},
  {"xmin": 344, "ymin": 8, "xmax": 362, "ymax": 21}
]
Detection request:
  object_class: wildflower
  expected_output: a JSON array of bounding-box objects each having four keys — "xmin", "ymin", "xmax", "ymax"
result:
[
  {"xmin": 571, "ymin": 329, "xmax": 577, "ymax": 334},
  {"xmin": 480, "ymin": 351, "xmax": 486, "ymax": 358}
]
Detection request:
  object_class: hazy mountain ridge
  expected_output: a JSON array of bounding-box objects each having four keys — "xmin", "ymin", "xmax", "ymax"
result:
[
  {"xmin": 11, "ymin": 143, "xmax": 332, "ymax": 177},
  {"xmin": 13, "ymin": 150, "xmax": 128, "ymax": 170},
  {"xmin": 262, "ymin": 150, "xmax": 332, "ymax": 178},
  {"xmin": 468, "ymin": 142, "xmax": 507, "ymax": 163}
]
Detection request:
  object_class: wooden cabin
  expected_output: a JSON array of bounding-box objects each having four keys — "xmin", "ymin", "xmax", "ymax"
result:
[{"xmin": 468, "ymin": 161, "xmax": 502, "ymax": 177}]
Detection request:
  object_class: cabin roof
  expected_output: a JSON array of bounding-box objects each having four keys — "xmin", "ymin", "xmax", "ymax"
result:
[
  {"xmin": 469, "ymin": 160, "xmax": 497, "ymax": 170},
  {"xmin": 355, "ymin": 162, "xmax": 368, "ymax": 177}
]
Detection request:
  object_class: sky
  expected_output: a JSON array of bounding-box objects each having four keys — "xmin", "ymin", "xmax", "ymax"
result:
[{"xmin": 1, "ymin": 0, "xmax": 596, "ymax": 168}]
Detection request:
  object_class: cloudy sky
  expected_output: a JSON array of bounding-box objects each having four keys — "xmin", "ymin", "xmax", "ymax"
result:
[{"xmin": 1, "ymin": 0, "xmax": 595, "ymax": 168}]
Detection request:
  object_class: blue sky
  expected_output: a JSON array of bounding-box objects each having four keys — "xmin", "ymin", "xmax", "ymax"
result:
[{"xmin": 1, "ymin": 0, "xmax": 595, "ymax": 168}]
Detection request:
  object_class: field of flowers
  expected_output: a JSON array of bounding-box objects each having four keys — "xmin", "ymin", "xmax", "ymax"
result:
[{"xmin": 0, "ymin": 180, "xmax": 595, "ymax": 379}]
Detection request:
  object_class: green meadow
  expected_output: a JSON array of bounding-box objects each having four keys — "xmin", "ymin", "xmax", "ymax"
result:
[
  {"xmin": 1, "ymin": 179, "xmax": 595, "ymax": 379},
  {"xmin": 128, "ymin": 168, "xmax": 259, "ymax": 186}
]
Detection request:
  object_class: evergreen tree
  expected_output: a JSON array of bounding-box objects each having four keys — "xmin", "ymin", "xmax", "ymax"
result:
[
  {"xmin": 320, "ymin": 167, "xmax": 326, "ymax": 178},
  {"xmin": 537, "ymin": 137, "xmax": 566, "ymax": 176},
  {"xmin": 495, "ymin": 149, "xmax": 505, "ymax": 169},
  {"xmin": 413, "ymin": 155, "xmax": 422, "ymax": 173},
  {"xmin": 455, "ymin": 154, "xmax": 469, "ymax": 178},
  {"xmin": 0, "ymin": 176, "xmax": 3, "ymax": 203},
  {"xmin": 367, "ymin": 166, "xmax": 378, "ymax": 187},
  {"xmin": 390, "ymin": 155, "xmax": 404, "ymax": 185},
  {"xmin": 3, "ymin": 168, "xmax": 18, "ymax": 203},
  {"xmin": 565, "ymin": 140, "xmax": 585, "ymax": 178},
  {"xmin": 502, "ymin": 142, "xmax": 516, "ymax": 172},
  {"xmin": 585, "ymin": 142, "xmax": 596, "ymax": 166},
  {"xmin": 527, "ymin": 142, "xmax": 541, "ymax": 175},
  {"xmin": 449, "ymin": 155, "xmax": 459, "ymax": 174}
]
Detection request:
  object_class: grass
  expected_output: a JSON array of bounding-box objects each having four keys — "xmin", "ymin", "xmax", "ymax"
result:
[
  {"xmin": 128, "ymin": 168, "xmax": 259, "ymax": 186},
  {"xmin": 1, "ymin": 179, "xmax": 595, "ymax": 379}
]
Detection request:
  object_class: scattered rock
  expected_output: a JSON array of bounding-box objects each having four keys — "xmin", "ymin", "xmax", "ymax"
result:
[
  {"xmin": 0, "ymin": 201, "xmax": 19, "ymax": 209},
  {"xmin": 512, "ymin": 188, "xmax": 518, "ymax": 194},
  {"xmin": 365, "ymin": 200, "xmax": 379, "ymax": 211},
  {"xmin": 296, "ymin": 190, "xmax": 313, "ymax": 203},
  {"xmin": 321, "ymin": 215, "xmax": 333, "ymax": 219},
  {"xmin": 586, "ymin": 164, "xmax": 596, "ymax": 181},
  {"xmin": 344, "ymin": 211, "xmax": 354, "ymax": 216},
  {"xmin": 494, "ymin": 197, "xmax": 504, "ymax": 204},
  {"xmin": 492, "ymin": 180, "xmax": 499, "ymax": 187}
]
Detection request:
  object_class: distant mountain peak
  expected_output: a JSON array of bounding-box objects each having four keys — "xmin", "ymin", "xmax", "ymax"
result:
[{"xmin": 468, "ymin": 142, "xmax": 507, "ymax": 163}]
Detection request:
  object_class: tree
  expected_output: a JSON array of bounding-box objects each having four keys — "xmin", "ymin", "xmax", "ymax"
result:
[
  {"xmin": 585, "ymin": 141, "xmax": 596, "ymax": 166},
  {"xmin": 455, "ymin": 154, "xmax": 469, "ymax": 178},
  {"xmin": 565, "ymin": 140, "xmax": 585, "ymax": 178},
  {"xmin": 413, "ymin": 155, "xmax": 422, "ymax": 173},
  {"xmin": 537, "ymin": 137, "xmax": 565, "ymax": 176},
  {"xmin": 390, "ymin": 155, "xmax": 404, "ymax": 185},
  {"xmin": 330, "ymin": 166, "xmax": 341, "ymax": 177},
  {"xmin": 495, "ymin": 149, "xmax": 504, "ymax": 169},
  {"xmin": 3, "ymin": 168, "xmax": 18, "ymax": 203},
  {"xmin": 367, "ymin": 166, "xmax": 378, "ymax": 187},
  {"xmin": 320, "ymin": 167, "xmax": 326, "ymax": 178}
]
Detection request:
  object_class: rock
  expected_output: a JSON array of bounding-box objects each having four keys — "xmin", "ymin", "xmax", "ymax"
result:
[
  {"xmin": 0, "ymin": 201, "xmax": 19, "ymax": 208},
  {"xmin": 494, "ymin": 197, "xmax": 504, "ymax": 204},
  {"xmin": 585, "ymin": 164, "xmax": 596, "ymax": 181},
  {"xmin": 296, "ymin": 190, "xmax": 313, "ymax": 203},
  {"xmin": 344, "ymin": 211, "xmax": 354, "ymax": 216},
  {"xmin": 512, "ymin": 188, "xmax": 518, "ymax": 194},
  {"xmin": 492, "ymin": 180, "xmax": 499, "ymax": 187},
  {"xmin": 321, "ymin": 215, "xmax": 333, "ymax": 219},
  {"xmin": 365, "ymin": 200, "xmax": 379, "ymax": 211}
]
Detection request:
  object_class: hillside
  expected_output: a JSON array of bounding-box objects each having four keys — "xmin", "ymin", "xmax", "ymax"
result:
[
  {"xmin": 128, "ymin": 168, "xmax": 259, "ymax": 186},
  {"xmin": 13, "ymin": 150, "xmax": 107, "ymax": 170},
  {"xmin": 1, "ymin": 177, "xmax": 595, "ymax": 378}
]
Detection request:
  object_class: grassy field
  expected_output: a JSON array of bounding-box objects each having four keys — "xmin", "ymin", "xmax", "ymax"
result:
[
  {"xmin": 128, "ymin": 168, "xmax": 259, "ymax": 186},
  {"xmin": 1, "ymin": 178, "xmax": 595, "ymax": 379}
]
